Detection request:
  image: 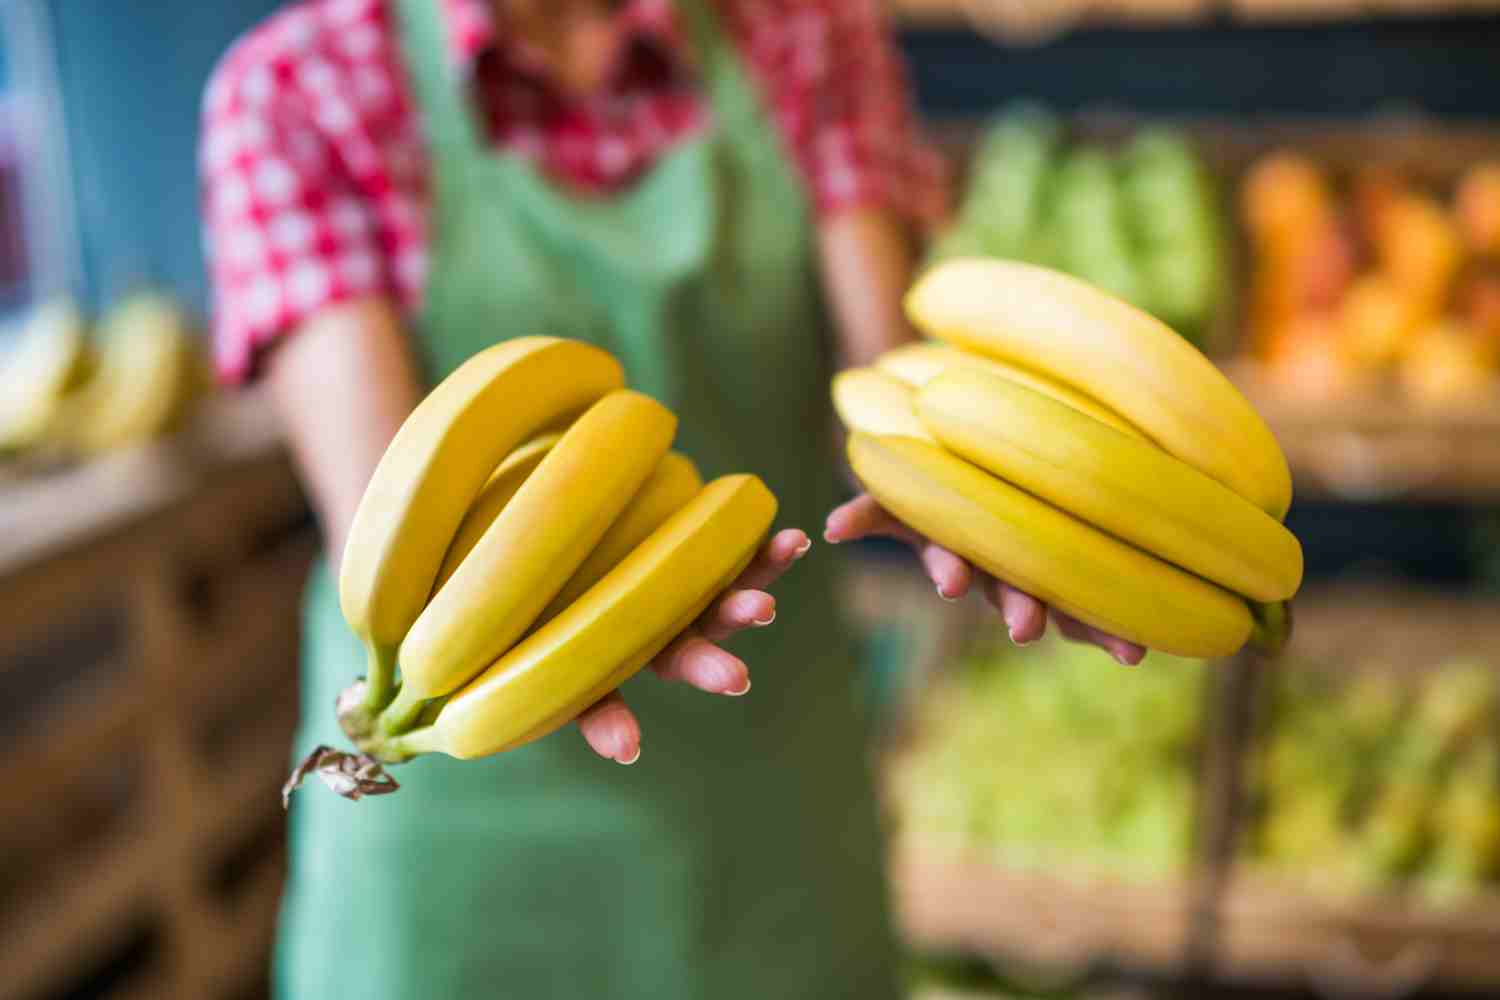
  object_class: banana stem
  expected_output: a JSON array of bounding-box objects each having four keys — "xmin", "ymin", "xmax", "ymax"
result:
[
  {"xmin": 361, "ymin": 642, "xmax": 399, "ymax": 713},
  {"xmin": 385, "ymin": 725, "xmax": 445, "ymax": 759},
  {"xmin": 378, "ymin": 684, "xmax": 430, "ymax": 737}
]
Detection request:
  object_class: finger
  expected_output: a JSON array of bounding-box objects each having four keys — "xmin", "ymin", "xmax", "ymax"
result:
[
  {"xmin": 824, "ymin": 494, "xmax": 925, "ymax": 548},
  {"xmin": 984, "ymin": 579, "xmax": 1047, "ymax": 643},
  {"xmin": 697, "ymin": 588, "xmax": 776, "ymax": 643},
  {"xmin": 1051, "ymin": 609, "xmax": 1147, "ymax": 666},
  {"xmin": 651, "ymin": 634, "xmax": 752, "ymax": 695},
  {"xmin": 922, "ymin": 543, "xmax": 973, "ymax": 602},
  {"xmin": 576, "ymin": 691, "xmax": 642, "ymax": 764},
  {"xmin": 731, "ymin": 528, "xmax": 811, "ymax": 595}
]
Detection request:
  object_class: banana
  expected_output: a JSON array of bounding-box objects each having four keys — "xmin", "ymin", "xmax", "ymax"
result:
[
  {"xmin": 57, "ymin": 294, "xmax": 195, "ymax": 455},
  {"xmin": 918, "ymin": 368, "xmax": 1303, "ymax": 602},
  {"xmin": 536, "ymin": 450, "xmax": 703, "ymax": 625},
  {"xmin": 432, "ymin": 433, "xmax": 564, "ymax": 592},
  {"xmin": 400, "ymin": 474, "xmax": 777, "ymax": 760},
  {"xmin": 831, "ymin": 368, "xmax": 934, "ymax": 442},
  {"xmin": 846, "ymin": 432, "xmax": 1252, "ymax": 658},
  {"xmin": 0, "ymin": 299, "xmax": 87, "ymax": 451},
  {"xmin": 392, "ymin": 389, "xmax": 677, "ymax": 710},
  {"xmin": 338, "ymin": 337, "xmax": 623, "ymax": 681},
  {"xmin": 875, "ymin": 342, "xmax": 1145, "ymax": 440},
  {"xmin": 905, "ymin": 259, "xmax": 1292, "ymax": 518}
]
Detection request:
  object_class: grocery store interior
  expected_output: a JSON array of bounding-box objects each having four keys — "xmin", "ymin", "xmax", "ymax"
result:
[{"xmin": 6, "ymin": 2, "xmax": 1500, "ymax": 999}]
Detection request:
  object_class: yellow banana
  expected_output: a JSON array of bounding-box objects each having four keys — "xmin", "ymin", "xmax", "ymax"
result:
[
  {"xmin": 399, "ymin": 474, "xmax": 777, "ymax": 760},
  {"xmin": 432, "ymin": 432, "xmax": 564, "ymax": 591},
  {"xmin": 339, "ymin": 337, "xmax": 623, "ymax": 689},
  {"xmin": 905, "ymin": 259, "xmax": 1292, "ymax": 518},
  {"xmin": 392, "ymin": 389, "xmax": 677, "ymax": 711},
  {"xmin": 0, "ymin": 299, "xmax": 86, "ymax": 451},
  {"xmin": 918, "ymin": 368, "xmax": 1303, "ymax": 602},
  {"xmin": 846, "ymin": 432, "xmax": 1252, "ymax": 658},
  {"xmin": 59, "ymin": 294, "xmax": 194, "ymax": 455},
  {"xmin": 831, "ymin": 368, "xmax": 934, "ymax": 442},
  {"xmin": 876, "ymin": 341, "xmax": 1145, "ymax": 440},
  {"xmin": 536, "ymin": 450, "xmax": 703, "ymax": 625}
]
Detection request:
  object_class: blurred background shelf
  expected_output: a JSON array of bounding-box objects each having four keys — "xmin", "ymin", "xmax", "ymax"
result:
[
  {"xmin": 893, "ymin": 0, "xmax": 1500, "ymax": 36},
  {"xmin": 867, "ymin": 578, "xmax": 1500, "ymax": 997}
]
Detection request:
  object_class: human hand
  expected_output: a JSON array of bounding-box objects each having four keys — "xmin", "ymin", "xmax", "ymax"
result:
[
  {"xmin": 824, "ymin": 494, "xmax": 1146, "ymax": 666},
  {"xmin": 574, "ymin": 528, "xmax": 812, "ymax": 764}
]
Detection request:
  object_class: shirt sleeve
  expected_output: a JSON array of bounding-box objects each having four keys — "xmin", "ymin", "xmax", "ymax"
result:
[
  {"xmin": 734, "ymin": 0, "xmax": 949, "ymax": 226},
  {"xmin": 199, "ymin": 32, "xmax": 393, "ymax": 384}
]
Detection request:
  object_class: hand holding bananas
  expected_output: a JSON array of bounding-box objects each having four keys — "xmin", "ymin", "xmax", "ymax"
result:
[
  {"xmin": 285, "ymin": 337, "xmax": 799, "ymax": 803},
  {"xmin": 831, "ymin": 259, "xmax": 1302, "ymax": 662}
]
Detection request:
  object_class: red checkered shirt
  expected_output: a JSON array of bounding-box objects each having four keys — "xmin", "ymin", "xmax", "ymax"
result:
[{"xmin": 201, "ymin": 0, "xmax": 947, "ymax": 382}]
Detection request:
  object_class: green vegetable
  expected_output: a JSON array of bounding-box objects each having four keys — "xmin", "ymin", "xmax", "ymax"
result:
[
  {"xmin": 1119, "ymin": 129, "xmax": 1226, "ymax": 344},
  {"xmin": 1050, "ymin": 149, "xmax": 1146, "ymax": 307}
]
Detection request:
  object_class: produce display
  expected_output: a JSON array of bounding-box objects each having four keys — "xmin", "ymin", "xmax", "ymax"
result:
[
  {"xmin": 929, "ymin": 105, "xmax": 1227, "ymax": 346},
  {"xmin": 1243, "ymin": 153, "xmax": 1500, "ymax": 406},
  {"xmin": 0, "ymin": 292, "xmax": 209, "ymax": 467},
  {"xmin": 284, "ymin": 337, "xmax": 778, "ymax": 801},
  {"xmin": 886, "ymin": 632, "xmax": 1208, "ymax": 879},
  {"xmin": 1246, "ymin": 659, "xmax": 1500, "ymax": 903},
  {"xmin": 834, "ymin": 258, "xmax": 1302, "ymax": 660}
]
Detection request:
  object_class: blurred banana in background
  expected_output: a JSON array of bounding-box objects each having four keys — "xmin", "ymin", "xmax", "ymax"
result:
[
  {"xmin": 0, "ymin": 298, "xmax": 89, "ymax": 455},
  {"xmin": 0, "ymin": 291, "xmax": 211, "ymax": 471}
]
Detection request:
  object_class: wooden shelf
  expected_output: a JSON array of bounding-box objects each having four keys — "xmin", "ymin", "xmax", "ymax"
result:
[
  {"xmin": 889, "ymin": 838, "xmax": 1202, "ymax": 973},
  {"xmin": 892, "ymin": 0, "xmax": 1500, "ymax": 34},
  {"xmin": 1226, "ymin": 363, "xmax": 1500, "ymax": 502},
  {"xmin": 0, "ymin": 388, "xmax": 284, "ymax": 576}
]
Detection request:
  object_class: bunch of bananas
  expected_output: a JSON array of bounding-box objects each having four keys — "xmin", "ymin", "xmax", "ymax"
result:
[
  {"xmin": 835, "ymin": 258, "xmax": 1303, "ymax": 660},
  {"xmin": 288, "ymin": 337, "xmax": 778, "ymax": 801},
  {"xmin": 0, "ymin": 292, "xmax": 207, "ymax": 468}
]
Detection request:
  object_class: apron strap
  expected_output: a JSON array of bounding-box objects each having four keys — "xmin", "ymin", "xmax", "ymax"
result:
[
  {"xmin": 393, "ymin": 0, "xmax": 484, "ymax": 155},
  {"xmin": 672, "ymin": 0, "xmax": 773, "ymax": 140}
]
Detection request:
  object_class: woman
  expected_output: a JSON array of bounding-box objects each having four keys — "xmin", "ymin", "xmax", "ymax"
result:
[{"xmin": 201, "ymin": 1, "xmax": 1144, "ymax": 996}]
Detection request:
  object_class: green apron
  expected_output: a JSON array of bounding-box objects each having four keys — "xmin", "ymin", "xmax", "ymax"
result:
[{"xmin": 273, "ymin": 1, "xmax": 898, "ymax": 996}]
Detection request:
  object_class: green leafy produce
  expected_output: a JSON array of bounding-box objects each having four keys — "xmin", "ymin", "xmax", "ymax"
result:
[
  {"xmin": 930, "ymin": 105, "xmax": 1226, "ymax": 347},
  {"xmin": 1246, "ymin": 658, "xmax": 1500, "ymax": 903},
  {"xmin": 1120, "ymin": 129, "xmax": 1227, "ymax": 343},
  {"xmin": 1050, "ymin": 149, "xmax": 1146, "ymax": 308},
  {"xmin": 888, "ymin": 633, "xmax": 1206, "ymax": 879}
]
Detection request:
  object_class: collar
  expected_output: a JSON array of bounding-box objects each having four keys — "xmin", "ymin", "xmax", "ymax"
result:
[{"xmin": 439, "ymin": 0, "xmax": 688, "ymax": 76}]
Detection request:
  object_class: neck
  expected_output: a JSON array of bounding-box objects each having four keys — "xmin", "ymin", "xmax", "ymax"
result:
[{"xmin": 487, "ymin": 0, "xmax": 626, "ymax": 97}]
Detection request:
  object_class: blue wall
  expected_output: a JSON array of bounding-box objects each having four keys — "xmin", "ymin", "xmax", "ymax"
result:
[{"xmin": 46, "ymin": 0, "xmax": 282, "ymax": 315}]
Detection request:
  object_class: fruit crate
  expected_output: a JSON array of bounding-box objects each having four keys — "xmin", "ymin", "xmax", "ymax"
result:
[
  {"xmin": 1213, "ymin": 584, "xmax": 1500, "ymax": 998},
  {"xmin": 931, "ymin": 114, "xmax": 1500, "ymax": 502},
  {"xmin": 867, "ymin": 581, "xmax": 1224, "ymax": 981},
  {"xmin": 874, "ymin": 573, "xmax": 1500, "ymax": 996},
  {"xmin": 0, "ymin": 393, "xmax": 313, "ymax": 1000}
]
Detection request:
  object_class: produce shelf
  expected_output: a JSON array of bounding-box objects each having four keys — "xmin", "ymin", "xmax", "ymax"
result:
[
  {"xmin": 893, "ymin": 0, "xmax": 1500, "ymax": 34},
  {"xmin": 877, "ymin": 569, "xmax": 1500, "ymax": 994},
  {"xmin": 889, "ymin": 839, "xmax": 1204, "ymax": 974},
  {"xmin": 1213, "ymin": 584, "xmax": 1500, "ymax": 996},
  {"xmin": 930, "ymin": 113, "xmax": 1500, "ymax": 503}
]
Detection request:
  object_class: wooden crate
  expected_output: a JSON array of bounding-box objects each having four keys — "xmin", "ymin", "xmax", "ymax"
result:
[
  {"xmin": 1213, "ymin": 585, "xmax": 1500, "ymax": 996},
  {"xmin": 0, "ymin": 395, "xmax": 313, "ymax": 1000}
]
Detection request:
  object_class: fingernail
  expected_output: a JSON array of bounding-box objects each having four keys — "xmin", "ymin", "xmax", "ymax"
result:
[
  {"xmin": 1009, "ymin": 628, "xmax": 1034, "ymax": 647},
  {"xmin": 937, "ymin": 586, "xmax": 959, "ymax": 603},
  {"xmin": 752, "ymin": 611, "xmax": 776, "ymax": 626},
  {"xmin": 1115, "ymin": 651, "xmax": 1138, "ymax": 667},
  {"xmin": 725, "ymin": 678, "xmax": 752, "ymax": 697},
  {"xmin": 822, "ymin": 530, "xmax": 840, "ymax": 545},
  {"xmin": 794, "ymin": 539, "xmax": 813, "ymax": 558},
  {"xmin": 615, "ymin": 747, "xmax": 641, "ymax": 765}
]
